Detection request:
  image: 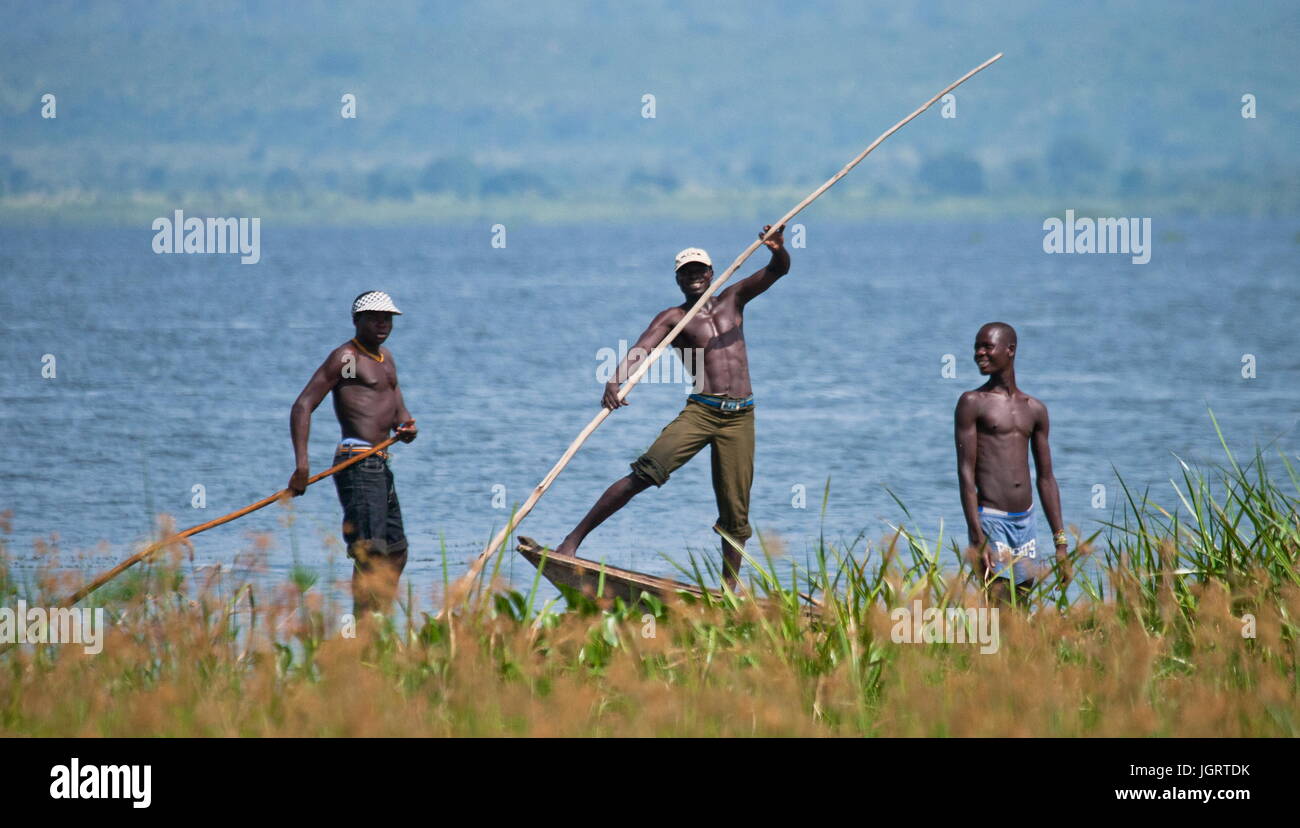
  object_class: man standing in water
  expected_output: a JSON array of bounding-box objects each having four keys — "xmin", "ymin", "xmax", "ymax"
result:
[
  {"xmin": 288, "ymin": 291, "xmax": 417, "ymax": 617},
  {"xmin": 954, "ymin": 322, "xmax": 1071, "ymax": 606},
  {"xmin": 554, "ymin": 225, "xmax": 789, "ymax": 589}
]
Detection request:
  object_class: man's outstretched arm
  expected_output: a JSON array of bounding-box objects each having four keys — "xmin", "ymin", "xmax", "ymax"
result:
[
  {"xmin": 732, "ymin": 224, "xmax": 790, "ymax": 306},
  {"xmin": 288, "ymin": 348, "xmax": 343, "ymax": 494},
  {"xmin": 1030, "ymin": 400, "xmax": 1070, "ymax": 585}
]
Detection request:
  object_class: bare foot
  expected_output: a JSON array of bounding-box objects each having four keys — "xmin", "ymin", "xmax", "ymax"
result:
[{"xmin": 554, "ymin": 536, "xmax": 579, "ymax": 557}]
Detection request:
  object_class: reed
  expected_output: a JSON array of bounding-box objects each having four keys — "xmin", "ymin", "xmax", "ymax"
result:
[{"xmin": 0, "ymin": 422, "xmax": 1295, "ymax": 737}]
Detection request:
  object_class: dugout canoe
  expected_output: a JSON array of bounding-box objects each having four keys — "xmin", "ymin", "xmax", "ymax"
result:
[
  {"xmin": 516, "ymin": 536, "xmax": 717, "ymax": 606},
  {"xmin": 515, "ymin": 536, "xmax": 824, "ymax": 619}
]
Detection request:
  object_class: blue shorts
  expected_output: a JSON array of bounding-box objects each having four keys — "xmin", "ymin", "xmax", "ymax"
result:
[{"xmin": 978, "ymin": 505, "xmax": 1045, "ymax": 584}]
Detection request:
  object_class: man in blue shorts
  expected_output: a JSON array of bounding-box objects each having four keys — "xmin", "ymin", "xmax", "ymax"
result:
[{"xmin": 954, "ymin": 322, "xmax": 1071, "ymax": 606}]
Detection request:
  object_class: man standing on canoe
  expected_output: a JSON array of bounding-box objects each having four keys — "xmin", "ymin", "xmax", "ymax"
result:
[
  {"xmin": 288, "ymin": 291, "xmax": 417, "ymax": 617},
  {"xmin": 554, "ymin": 225, "xmax": 789, "ymax": 589},
  {"xmin": 954, "ymin": 322, "xmax": 1070, "ymax": 606}
]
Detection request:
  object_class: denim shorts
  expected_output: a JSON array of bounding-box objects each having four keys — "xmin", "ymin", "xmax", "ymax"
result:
[
  {"xmin": 333, "ymin": 451, "xmax": 407, "ymax": 558},
  {"xmin": 979, "ymin": 505, "xmax": 1046, "ymax": 584}
]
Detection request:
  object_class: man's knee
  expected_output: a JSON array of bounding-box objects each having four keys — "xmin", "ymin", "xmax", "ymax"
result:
[
  {"xmin": 384, "ymin": 541, "xmax": 409, "ymax": 574},
  {"xmin": 350, "ymin": 537, "xmax": 406, "ymax": 561},
  {"xmin": 713, "ymin": 521, "xmax": 752, "ymax": 548},
  {"xmin": 629, "ymin": 455, "xmax": 669, "ymax": 488},
  {"xmin": 622, "ymin": 471, "xmax": 654, "ymax": 494},
  {"xmin": 985, "ymin": 577, "xmax": 1032, "ymax": 608},
  {"xmin": 353, "ymin": 562, "xmax": 403, "ymax": 610},
  {"xmin": 351, "ymin": 542, "xmax": 406, "ymax": 591}
]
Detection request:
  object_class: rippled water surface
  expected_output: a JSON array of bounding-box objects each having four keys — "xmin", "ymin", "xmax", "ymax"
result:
[{"xmin": 3, "ymin": 219, "xmax": 1297, "ymax": 610}]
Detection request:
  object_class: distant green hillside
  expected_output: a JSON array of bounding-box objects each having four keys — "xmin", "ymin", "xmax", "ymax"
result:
[{"xmin": 1, "ymin": 0, "xmax": 1297, "ymax": 222}]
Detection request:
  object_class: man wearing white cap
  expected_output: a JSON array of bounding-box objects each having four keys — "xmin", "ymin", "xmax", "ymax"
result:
[
  {"xmin": 287, "ymin": 291, "xmax": 418, "ymax": 617},
  {"xmin": 555, "ymin": 225, "xmax": 789, "ymax": 588}
]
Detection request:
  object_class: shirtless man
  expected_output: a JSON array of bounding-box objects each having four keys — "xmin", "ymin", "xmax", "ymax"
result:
[
  {"xmin": 954, "ymin": 322, "xmax": 1071, "ymax": 606},
  {"xmin": 554, "ymin": 225, "xmax": 790, "ymax": 588},
  {"xmin": 288, "ymin": 291, "xmax": 417, "ymax": 616}
]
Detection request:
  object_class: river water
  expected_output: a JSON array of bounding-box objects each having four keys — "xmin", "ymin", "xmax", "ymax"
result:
[{"xmin": 2, "ymin": 219, "xmax": 1297, "ymax": 613}]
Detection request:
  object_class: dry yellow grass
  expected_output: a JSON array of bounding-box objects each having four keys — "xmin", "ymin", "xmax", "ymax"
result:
[
  {"xmin": 0, "ymin": 542, "xmax": 1293, "ymax": 737},
  {"xmin": 2, "ymin": 430, "xmax": 1297, "ymax": 737}
]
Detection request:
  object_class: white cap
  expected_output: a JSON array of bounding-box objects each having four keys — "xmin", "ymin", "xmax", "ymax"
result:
[
  {"xmin": 674, "ymin": 247, "xmax": 712, "ymax": 271},
  {"xmin": 351, "ymin": 291, "xmax": 402, "ymax": 315}
]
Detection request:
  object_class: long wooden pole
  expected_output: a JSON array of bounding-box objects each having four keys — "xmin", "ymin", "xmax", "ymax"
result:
[
  {"xmin": 0, "ymin": 436, "xmax": 400, "ymax": 656},
  {"xmin": 445, "ymin": 54, "xmax": 1004, "ymax": 611}
]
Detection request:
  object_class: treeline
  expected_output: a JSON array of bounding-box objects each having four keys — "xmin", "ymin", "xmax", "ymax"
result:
[{"xmin": 0, "ymin": 140, "xmax": 1280, "ymax": 208}]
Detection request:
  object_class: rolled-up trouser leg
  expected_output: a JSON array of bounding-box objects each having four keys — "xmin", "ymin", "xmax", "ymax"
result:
[{"xmin": 629, "ymin": 401, "xmax": 714, "ymax": 486}]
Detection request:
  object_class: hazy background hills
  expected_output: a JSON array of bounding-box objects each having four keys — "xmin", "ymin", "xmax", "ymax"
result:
[{"xmin": 2, "ymin": 0, "xmax": 1298, "ymax": 222}]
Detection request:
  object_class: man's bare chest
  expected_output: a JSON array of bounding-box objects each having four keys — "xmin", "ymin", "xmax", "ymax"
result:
[
  {"xmin": 676, "ymin": 307, "xmax": 743, "ymax": 349},
  {"xmin": 977, "ymin": 402, "xmax": 1033, "ymax": 439},
  {"xmin": 340, "ymin": 360, "xmax": 395, "ymax": 392}
]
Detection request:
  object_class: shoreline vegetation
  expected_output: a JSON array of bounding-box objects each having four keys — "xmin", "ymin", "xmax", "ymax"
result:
[
  {"xmin": 2, "ymin": 188, "xmax": 1299, "ymax": 227},
  {"xmin": 2, "ymin": 421, "xmax": 1297, "ymax": 737}
]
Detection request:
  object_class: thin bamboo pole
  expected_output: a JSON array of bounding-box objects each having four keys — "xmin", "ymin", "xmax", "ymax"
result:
[
  {"xmin": 443, "ymin": 53, "xmax": 1004, "ymax": 613},
  {"xmin": 0, "ymin": 436, "xmax": 401, "ymax": 655}
]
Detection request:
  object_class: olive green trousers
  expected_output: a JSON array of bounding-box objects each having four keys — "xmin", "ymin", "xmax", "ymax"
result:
[{"xmin": 629, "ymin": 398, "xmax": 755, "ymax": 546}]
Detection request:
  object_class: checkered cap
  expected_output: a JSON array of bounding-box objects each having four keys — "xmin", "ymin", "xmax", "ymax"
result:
[{"xmin": 351, "ymin": 291, "xmax": 402, "ymax": 315}]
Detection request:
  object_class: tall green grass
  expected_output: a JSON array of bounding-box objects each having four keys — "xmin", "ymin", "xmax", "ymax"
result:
[{"xmin": 0, "ymin": 420, "xmax": 1296, "ymax": 736}]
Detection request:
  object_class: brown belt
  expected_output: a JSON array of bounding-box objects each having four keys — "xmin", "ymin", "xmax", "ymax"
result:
[{"xmin": 335, "ymin": 444, "xmax": 388, "ymax": 460}]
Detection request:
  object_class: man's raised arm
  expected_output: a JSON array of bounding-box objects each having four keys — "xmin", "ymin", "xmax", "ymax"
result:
[
  {"xmin": 733, "ymin": 224, "xmax": 790, "ymax": 306},
  {"xmin": 288, "ymin": 348, "xmax": 344, "ymax": 495}
]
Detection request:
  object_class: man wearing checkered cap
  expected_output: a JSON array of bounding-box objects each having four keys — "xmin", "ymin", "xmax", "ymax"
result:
[
  {"xmin": 288, "ymin": 291, "xmax": 418, "ymax": 617},
  {"xmin": 554, "ymin": 225, "xmax": 790, "ymax": 589}
]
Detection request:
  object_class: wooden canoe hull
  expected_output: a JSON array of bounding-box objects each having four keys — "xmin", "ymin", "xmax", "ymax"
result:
[{"xmin": 516, "ymin": 536, "xmax": 715, "ymax": 606}]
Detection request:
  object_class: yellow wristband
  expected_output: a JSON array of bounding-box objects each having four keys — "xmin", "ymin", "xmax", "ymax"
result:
[{"xmin": 1053, "ymin": 530, "xmax": 1068, "ymax": 546}]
